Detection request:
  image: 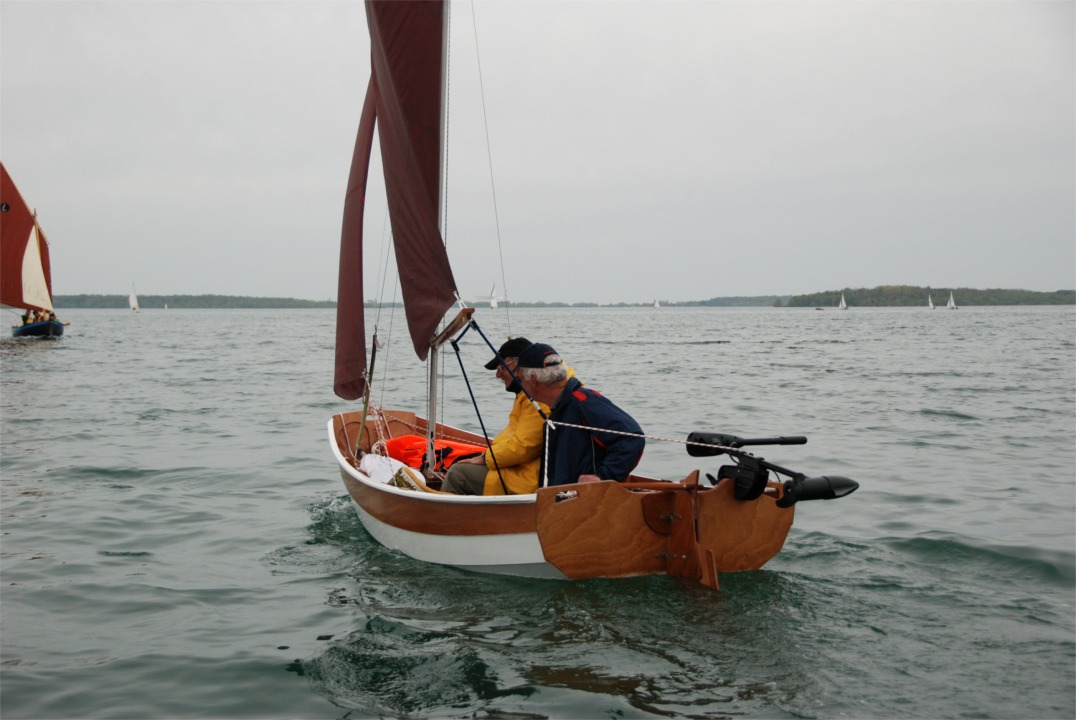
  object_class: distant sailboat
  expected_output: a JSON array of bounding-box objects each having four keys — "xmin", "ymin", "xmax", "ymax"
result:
[
  {"xmin": 654, "ymin": 299, "xmax": 660, "ymax": 308},
  {"xmin": 473, "ymin": 283, "xmax": 503, "ymax": 309},
  {"xmin": 1, "ymin": 163, "xmax": 65, "ymax": 338},
  {"xmin": 129, "ymin": 286, "xmax": 140, "ymax": 313},
  {"xmin": 928, "ymin": 294, "xmax": 935, "ymax": 310},
  {"xmin": 947, "ymin": 292, "xmax": 957, "ymax": 310},
  {"xmin": 838, "ymin": 292, "xmax": 847, "ymax": 310}
]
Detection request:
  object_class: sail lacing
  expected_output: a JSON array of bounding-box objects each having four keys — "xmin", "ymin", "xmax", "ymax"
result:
[{"xmin": 440, "ymin": 0, "xmax": 453, "ymax": 251}]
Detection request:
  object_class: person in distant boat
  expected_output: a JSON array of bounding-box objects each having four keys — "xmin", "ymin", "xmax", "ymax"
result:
[
  {"xmin": 514, "ymin": 343, "xmax": 644, "ymax": 486},
  {"xmin": 441, "ymin": 337, "xmax": 549, "ymax": 496}
]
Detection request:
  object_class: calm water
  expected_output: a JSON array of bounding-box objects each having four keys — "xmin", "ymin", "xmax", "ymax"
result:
[{"xmin": 1, "ymin": 305, "xmax": 1073, "ymax": 719}]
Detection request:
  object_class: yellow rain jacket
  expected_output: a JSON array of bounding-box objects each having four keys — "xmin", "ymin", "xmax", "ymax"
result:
[{"xmin": 482, "ymin": 367, "xmax": 577, "ymax": 495}]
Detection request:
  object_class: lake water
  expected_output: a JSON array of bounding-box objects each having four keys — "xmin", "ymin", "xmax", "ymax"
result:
[{"xmin": 1, "ymin": 305, "xmax": 1073, "ymax": 719}]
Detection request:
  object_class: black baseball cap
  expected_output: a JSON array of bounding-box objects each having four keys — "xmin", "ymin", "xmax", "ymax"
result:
[
  {"xmin": 484, "ymin": 337, "xmax": 532, "ymax": 370},
  {"xmin": 516, "ymin": 343, "xmax": 562, "ymax": 369}
]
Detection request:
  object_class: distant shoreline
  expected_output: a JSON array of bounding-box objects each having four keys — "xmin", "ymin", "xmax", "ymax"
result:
[{"xmin": 52, "ymin": 286, "xmax": 1075, "ymax": 309}]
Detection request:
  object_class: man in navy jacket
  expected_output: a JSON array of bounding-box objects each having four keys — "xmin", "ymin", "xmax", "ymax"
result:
[{"xmin": 515, "ymin": 343, "xmax": 644, "ymax": 487}]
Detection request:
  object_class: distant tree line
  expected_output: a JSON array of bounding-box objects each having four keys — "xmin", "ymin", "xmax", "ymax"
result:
[
  {"xmin": 785, "ymin": 286, "xmax": 1075, "ymax": 307},
  {"xmin": 54, "ymin": 287, "xmax": 1074, "ymax": 309},
  {"xmin": 54, "ymin": 294, "xmax": 336, "ymax": 309},
  {"xmin": 470, "ymin": 296, "xmax": 788, "ymax": 308},
  {"xmin": 676, "ymin": 296, "xmax": 789, "ymax": 307}
]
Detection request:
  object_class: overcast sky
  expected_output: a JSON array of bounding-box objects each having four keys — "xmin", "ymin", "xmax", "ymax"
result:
[{"xmin": 2, "ymin": 0, "xmax": 1072, "ymax": 304}]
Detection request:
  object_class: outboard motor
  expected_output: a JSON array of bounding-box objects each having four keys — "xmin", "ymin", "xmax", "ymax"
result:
[
  {"xmin": 776, "ymin": 474, "xmax": 859, "ymax": 507},
  {"xmin": 686, "ymin": 430, "xmax": 859, "ymax": 505}
]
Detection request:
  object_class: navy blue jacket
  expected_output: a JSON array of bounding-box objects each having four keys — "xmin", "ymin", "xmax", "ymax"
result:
[{"xmin": 541, "ymin": 377, "xmax": 644, "ymax": 486}]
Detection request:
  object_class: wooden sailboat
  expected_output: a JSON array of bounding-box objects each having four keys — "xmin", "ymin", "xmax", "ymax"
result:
[
  {"xmin": 327, "ymin": 0, "xmax": 858, "ymax": 590},
  {"xmin": 1, "ymin": 163, "xmax": 64, "ymax": 338}
]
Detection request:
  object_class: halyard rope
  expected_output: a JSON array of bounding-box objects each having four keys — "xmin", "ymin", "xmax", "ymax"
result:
[{"xmin": 360, "ymin": 409, "xmax": 741, "ymax": 487}]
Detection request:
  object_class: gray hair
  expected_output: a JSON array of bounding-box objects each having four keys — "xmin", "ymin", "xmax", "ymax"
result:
[{"xmin": 518, "ymin": 355, "xmax": 567, "ymax": 385}]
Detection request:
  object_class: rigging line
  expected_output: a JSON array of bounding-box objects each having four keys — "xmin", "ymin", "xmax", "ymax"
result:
[
  {"xmin": 449, "ymin": 334, "xmax": 509, "ymax": 494},
  {"xmin": 543, "ymin": 418, "xmax": 742, "ymax": 454},
  {"xmin": 377, "ymin": 270, "xmax": 399, "ymax": 412},
  {"xmin": 374, "ymin": 211, "xmax": 397, "ymax": 411},
  {"xmin": 373, "ymin": 209, "xmax": 391, "ymax": 327},
  {"xmin": 469, "ymin": 1, "xmax": 511, "ymax": 336}
]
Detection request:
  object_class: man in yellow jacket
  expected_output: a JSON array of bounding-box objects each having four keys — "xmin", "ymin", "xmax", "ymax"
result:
[{"xmin": 442, "ymin": 337, "xmax": 550, "ymax": 495}]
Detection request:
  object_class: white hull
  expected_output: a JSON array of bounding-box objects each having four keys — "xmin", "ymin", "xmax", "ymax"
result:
[
  {"xmin": 328, "ymin": 418, "xmax": 566, "ymax": 578},
  {"xmin": 352, "ymin": 503, "xmax": 565, "ymax": 578}
]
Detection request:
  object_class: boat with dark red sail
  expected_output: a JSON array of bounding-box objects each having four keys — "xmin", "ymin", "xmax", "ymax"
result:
[
  {"xmin": 326, "ymin": 0, "xmax": 858, "ymax": 590},
  {"xmin": 1, "ymin": 163, "xmax": 64, "ymax": 339}
]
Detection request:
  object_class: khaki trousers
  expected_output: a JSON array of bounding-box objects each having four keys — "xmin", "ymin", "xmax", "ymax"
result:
[{"xmin": 441, "ymin": 461, "xmax": 487, "ymax": 495}]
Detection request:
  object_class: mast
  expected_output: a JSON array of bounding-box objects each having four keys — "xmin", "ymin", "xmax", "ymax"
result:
[{"xmin": 427, "ymin": 0, "xmax": 453, "ymax": 465}]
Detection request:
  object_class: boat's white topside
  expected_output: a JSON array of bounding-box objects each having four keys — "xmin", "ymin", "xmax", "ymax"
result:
[
  {"xmin": 351, "ymin": 502, "xmax": 565, "ymax": 578},
  {"xmin": 327, "ymin": 418, "xmax": 536, "ymax": 505}
]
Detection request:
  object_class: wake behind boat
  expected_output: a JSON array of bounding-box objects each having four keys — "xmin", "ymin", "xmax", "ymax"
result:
[
  {"xmin": 327, "ymin": 0, "xmax": 858, "ymax": 591},
  {"xmin": 1, "ymin": 163, "xmax": 64, "ymax": 338}
]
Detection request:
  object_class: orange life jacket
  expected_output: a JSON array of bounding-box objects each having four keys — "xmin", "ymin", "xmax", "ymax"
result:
[{"xmin": 384, "ymin": 434, "xmax": 486, "ymax": 472}]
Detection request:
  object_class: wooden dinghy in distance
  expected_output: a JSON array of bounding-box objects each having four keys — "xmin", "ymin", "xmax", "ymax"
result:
[{"xmin": 328, "ymin": 410, "xmax": 800, "ymax": 590}]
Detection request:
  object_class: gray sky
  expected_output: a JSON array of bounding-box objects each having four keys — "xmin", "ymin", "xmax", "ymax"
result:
[{"xmin": 2, "ymin": 0, "xmax": 1072, "ymax": 304}]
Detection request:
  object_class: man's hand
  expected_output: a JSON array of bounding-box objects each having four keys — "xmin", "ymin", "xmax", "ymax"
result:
[{"xmin": 459, "ymin": 454, "xmax": 486, "ymax": 465}]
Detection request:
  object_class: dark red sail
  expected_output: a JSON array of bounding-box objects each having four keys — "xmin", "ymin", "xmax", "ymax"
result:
[
  {"xmin": 334, "ymin": 0, "xmax": 457, "ymax": 401},
  {"xmin": 1, "ymin": 162, "xmax": 54, "ymax": 312}
]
